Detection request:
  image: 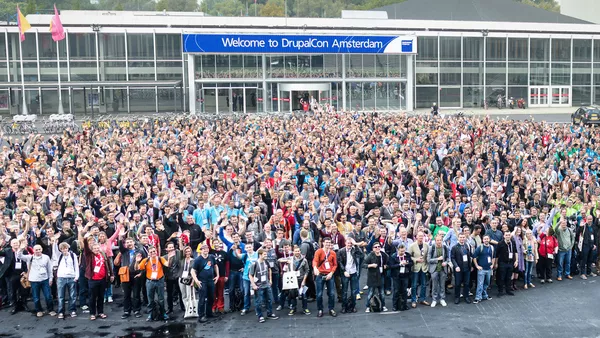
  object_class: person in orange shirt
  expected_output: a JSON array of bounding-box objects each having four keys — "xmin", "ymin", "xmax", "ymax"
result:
[
  {"xmin": 312, "ymin": 237, "xmax": 338, "ymax": 318},
  {"xmin": 137, "ymin": 246, "xmax": 169, "ymax": 321}
]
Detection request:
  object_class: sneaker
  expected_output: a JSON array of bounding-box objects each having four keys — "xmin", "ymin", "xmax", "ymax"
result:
[
  {"xmin": 258, "ymin": 316, "xmax": 265, "ymax": 323},
  {"xmin": 540, "ymin": 279, "xmax": 545, "ymax": 284},
  {"xmin": 591, "ymin": 273, "xmax": 598, "ymax": 277},
  {"xmin": 224, "ymin": 289, "xmax": 229, "ymax": 295},
  {"xmin": 267, "ymin": 314, "xmax": 279, "ymax": 320},
  {"xmin": 81, "ymin": 305, "xmax": 89, "ymax": 311},
  {"xmin": 529, "ymin": 283, "xmax": 535, "ymax": 288},
  {"xmin": 365, "ymin": 308, "xmax": 370, "ymax": 313},
  {"xmin": 58, "ymin": 313, "xmax": 64, "ymax": 319},
  {"xmin": 134, "ymin": 311, "xmax": 142, "ymax": 318},
  {"xmin": 581, "ymin": 275, "xmax": 588, "ymax": 280},
  {"xmin": 288, "ymin": 309, "xmax": 296, "ymax": 316},
  {"xmin": 430, "ymin": 301, "xmax": 437, "ymax": 308},
  {"xmin": 473, "ymin": 299, "xmax": 480, "ymax": 304},
  {"xmin": 240, "ymin": 310, "xmax": 247, "ymax": 316},
  {"xmin": 121, "ymin": 313, "xmax": 130, "ymax": 319},
  {"xmin": 440, "ymin": 300, "xmax": 447, "ymax": 307},
  {"xmin": 547, "ymin": 279, "xmax": 553, "ymax": 283},
  {"xmin": 356, "ymin": 294, "xmax": 361, "ymax": 300},
  {"xmin": 385, "ymin": 290, "xmax": 391, "ymax": 296},
  {"xmin": 363, "ymin": 285, "xmax": 368, "ymax": 290},
  {"xmin": 37, "ymin": 312, "xmax": 44, "ymax": 317},
  {"xmin": 329, "ymin": 310, "xmax": 337, "ymax": 317},
  {"xmin": 70, "ymin": 312, "xmax": 77, "ymax": 318},
  {"xmin": 382, "ymin": 307, "xmax": 388, "ymax": 312},
  {"xmin": 275, "ymin": 305, "xmax": 282, "ymax": 311},
  {"xmin": 303, "ymin": 309, "xmax": 311, "ymax": 315},
  {"xmin": 108, "ymin": 297, "xmax": 113, "ymax": 303}
]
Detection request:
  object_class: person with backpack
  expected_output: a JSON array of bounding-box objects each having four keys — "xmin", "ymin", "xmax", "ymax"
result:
[
  {"xmin": 299, "ymin": 229, "xmax": 317, "ymax": 300},
  {"xmin": 137, "ymin": 245, "xmax": 169, "ymax": 322},
  {"xmin": 118, "ymin": 236, "xmax": 146, "ymax": 319},
  {"xmin": 472, "ymin": 235, "xmax": 495, "ymax": 303},
  {"xmin": 52, "ymin": 240, "xmax": 80, "ymax": 319},
  {"xmin": 337, "ymin": 237, "xmax": 360, "ymax": 313},
  {"xmin": 249, "ymin": 248, "xmax": 279, "ymax": 323},
  {"xmin": 363, "ymin": 241, "xmax": 388, "ymax": 312},
  {"xmin": 17, "ymin": 241, "xmax": 55, "ymax": 318},
  {"xmin": 427, "ymin": 234, "xmax": 450, "ymax": 308},
  {"xmin": 191, "ymin": 244, "xmax": 219, "ymax": 323},
  {"xmin": 281, "ymin": 245, "xmax": 310, "ymax": 316},
  {"xmin": 389, "ymin": 243, "xmax": 412, "ymax": 311}
]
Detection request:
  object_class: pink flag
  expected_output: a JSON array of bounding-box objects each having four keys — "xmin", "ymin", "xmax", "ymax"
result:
[{"xmin": 49, "ymin": 4, "xmax": 65, "ymax": 42}]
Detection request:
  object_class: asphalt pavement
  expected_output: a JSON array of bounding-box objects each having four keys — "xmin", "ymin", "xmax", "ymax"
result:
[{"xmin": 1, "ymin": 274, "xmax": 599, "ymax": 338}]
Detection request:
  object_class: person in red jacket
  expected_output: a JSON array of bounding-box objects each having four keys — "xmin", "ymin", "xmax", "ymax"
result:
[{"xmin": 538, "ymin": 227, "xmax": 558, "ymax": 284}]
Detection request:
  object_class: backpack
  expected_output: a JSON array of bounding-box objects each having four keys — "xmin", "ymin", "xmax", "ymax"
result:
[
  {"xmin": 150, "ymin": 301, "xmax": 166, "ymax": 321},
  {"xmin": 344, "ymin": 295, "xmax": 355, "ymax": 313},
  {"xmin": 301, "ymin": 241, "xmax": 315, "ymax": 263},
  {"xmin": 369, "ymin": 294, "xmax": 382, "ymax": 313},
  {"xmin": 57, "ymin": 252, "xmax": 77, "ymax": 272},
  {"xmin": 232, "ymin": 287, "xmax": 243, "ymax": 311}
]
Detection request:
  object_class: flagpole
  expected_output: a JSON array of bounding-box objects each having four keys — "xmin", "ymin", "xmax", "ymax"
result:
[
  {"xmin": 18, "ymin": 34, "xmax": 28, "ymax": 115},
  {"xmin": 57, "ymin": 40, "xmax": 64, "ymax": 114}
]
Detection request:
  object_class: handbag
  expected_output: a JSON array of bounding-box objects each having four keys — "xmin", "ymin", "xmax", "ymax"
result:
[
  {"xmin": 20, "ymin": 272, "xmax": 31, "ymax": 289},
  {"xmin": 118, "ymin": 266, "xmax": 130, "ymax": 283},
  {"xmin": 282, "ymin": 258, "xmax": 299, "ymax": 291}
]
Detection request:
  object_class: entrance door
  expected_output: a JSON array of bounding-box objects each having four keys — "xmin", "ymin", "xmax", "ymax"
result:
[
  {"xmin": 278, "ymin": 83, "xmax": 332, "ymax": 112},
  {"xmin": 529, "ymin": 86, "xmax": 549, "ymax": 107},
  {"xmin": 551, "ymin": 86, "xmax": 571, "ymax": 106}
]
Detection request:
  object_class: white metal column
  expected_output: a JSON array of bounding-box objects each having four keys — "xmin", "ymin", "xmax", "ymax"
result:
[
  {"xmin": 187, "ymin": 54, "xmax": 196, "ymax": 113},
  {"xmin": 406, "ymin": 54, "xmax": 414, "ymax": 111},
  {"xmin": 262, "ymin": 54, "xmax": 267, "ymax": 113},
  {"xmin": 342, "ymin": 54, "xmax": 346, "ymax": 112}
]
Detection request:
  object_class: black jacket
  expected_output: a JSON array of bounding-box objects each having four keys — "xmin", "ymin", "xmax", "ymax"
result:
[
  {"xmin": 450, "ymin": 243, "xmax": 473, "ymax": 270},
  {"xmin": 336, "ymin": 246, "xmax": 362, "ymax": 274},
  {"xmin": 388, "ymin": 252, "xmax": 413, "ymax": 278},
  {"xmin": 362, "ymin": 251, "xmax": 389, "ymax": 287}
]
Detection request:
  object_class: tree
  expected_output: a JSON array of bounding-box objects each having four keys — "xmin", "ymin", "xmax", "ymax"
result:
[
  {"xmin": 260, "ymin": 0, "xmax": 284, "ymax": 17},
  {"xmin": 156, "ymin": 0, "xmax": 198, "ymax": 12}
]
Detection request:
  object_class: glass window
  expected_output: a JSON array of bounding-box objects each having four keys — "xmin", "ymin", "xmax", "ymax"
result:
[
  {"xmin": 363, "ymin": 82, "xmax": 375, "ymax": 111},
  {"xmin": 269, "ymin": 55, "xmax": 284, "ymax": 78},
  {"xmin": 572, "ymin": 63, "xmax": 591, "ymax": 86},
  {"xmin": 99, "ymin": 61, "xmax": 127, "ymax": 81},
  {"xmin": 463, "ymin": 37, "xmax": 483, "ymax": 61},
  {"xmin": 229, "ymin": 55, "xmax": 243, "ymax": 78},
  {"xmin": 440, "ymin": 37, "xmax": 461, "ymax": 60},
  {"xmin": 21, "ymin": 34, "xmax": 37, "ymax": 60},
  {"xmin": 416, "ymin": 87, "xmax": 437, "ymax": 108},
  {"xmin": 417, "ymin": 37, "xmax": 438, "ymax": 61},
  {"xmin": 347, "ymin": 55, "xmax": 362, "ymax": 78},
  {"xmin": 508, "ymin": 63, "xmax": 528, "ymax": 86},
  {"xmin": 594, "ymin": 87, "xmax": 600, "ymax": 105},
  {"xmin": 101, "ymin": 33, "xmax": 126, "ymax": 60},
  {"xmin": 39, "ymin": 62, "xmax": 68, "ymax": 81},
  {"xmin": 593, "ymin": 64, "xmax": 600, "ymax": 85},
  {"xmin": 507, "ymin": 87, "xmax": 528, "ymax": 101},
  {"xmin": 156, "ymin": 61, "xmax": 182, "ymax": 80},
  {"xmin": 440, "ymin": 87, "xmax": 460, "ymax": 107},
  {"xmin": 486, "ymin": 62, "xmax": 506, "ymax": 85},
  {"xmin": 323, "ymin": 55, "xmax": 341, "ymax": 78},
  {"xmin": 38, "ymin": 33, "xmax": 67, "ymax": 60},
  {"xmin": 198, "ymin": 55, "xmax": 215, "ymax": 79},
  {"xmin": 551, "ymin": 63, "xmax": 570, "ymax": 85},
  {"xmin": 508, "ymin": 38, "xmax": 528, "ymax": 61},
  {"xmin": 347, "ymin": 82, "xmax": 363, "ymax": 111},
  {"xmin": 128, "ymin": 61, "xmax": 155, "ymax": 80},
  {"xmin": 486, "ymin": 37, "xmax": 506, "ymax": 61},
  {"xmin": 243, "ymin": 55, "xmax": 260, "ymax": 79},
  {"xmin": 595, "ymin": 40, "xmax": 600, "ymax": 62},
  {"xmin": 70, "ymin": 62, "xmax": 98, "ymax": 81},
  {"xmin": 216, "ymin": 55, "xmax": 229, "ymax": 78},
  {"xmin": 530, "ymin": 62, "xmax": 549, "ymax": 85},
  {"xmin": 439, "ymin": 62, "xmax": 460, "ymax": 85},
  {"xmin": 284, "ymin": 55, "xmax": 298, "ymax": 78},
  {"xmin": 363, "ymin": 55, "xmax": 376, "ymax": 78},
  {"xmin": 572, "ymin": 87, "xmax": 591, "ymax": 106},
  {"xmin": 127, "ymin": 34, "xmax": 154, "ymax": 60},
  {"xmin": 463, "ymin": 62, "xmax": 483, "ymax": 86},
  {"xmin": 416, "ymin": 62, "xmax": 438, "ymax": 85},
  {"xmin": 155, "ymin": 34, "xmax": 181, "ymax": 59},
  {"xmin": 530, "ymin": 38, "xmax": 549, "ymax": 62},
  {"xmin": 129, "ymin": 88, "xmax": 157, "ymax": 112},
  {"xmin": 376, "ymin": 55, "xmax": 389, "ymax": 77},
  {"xmin": 0, "ymin": 34, "xmax": 6, "ymax": 60},
  {"xmin": 69, "ymin": 33, "xmax": 96, "ymax": 60},
  {"xmin": 552, "ymin": 39, "xmax": 571, "ymax": 62},
  {"xmin": 298, "ymin": 55, "xmax": 310, "ymax": 77},
  {"xmin": 310, "ymin": 55, "xmax": 324, "ymax": 77},
  {"xmin": 573, "ymin": 39, "xmax": 591, "ymax": 62},
  {"xmin": 463, "ymin": 86, "xmax": 483, "ymax": 108}
]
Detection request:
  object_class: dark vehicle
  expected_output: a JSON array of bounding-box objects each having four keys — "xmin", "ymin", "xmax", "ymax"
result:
[{"xmin": 572, "ymin": 105, "xmax": 600, "ymax": 125}]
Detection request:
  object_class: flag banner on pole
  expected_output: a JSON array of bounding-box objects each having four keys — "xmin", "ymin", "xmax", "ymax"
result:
[
  {"xmin": 49, "ymin": 4, "xmax": 65, "ymax": 42},
  {"xmin": 17, "ymin": 6, "xmax": 31, "ymax": 42}
]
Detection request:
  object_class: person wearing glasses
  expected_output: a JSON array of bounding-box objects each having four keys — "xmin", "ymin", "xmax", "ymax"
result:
[{"xmin": 363, "ymin": 242, "xmax": 389, "ymax": 312}]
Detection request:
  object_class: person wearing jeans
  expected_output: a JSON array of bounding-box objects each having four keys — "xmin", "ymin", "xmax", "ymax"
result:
[
  {"xmin": 17, "ymin": 243, "xmax": 55, "ymax": 317},
  {"xmin": 52, "ymin": 241, "xmax": 80, "ymax": 318},
  {"xmin": 337, "ymin": 239, "xmax": 360, "ymax": 312},
  {"xmin": 523, "ymin": 230, "xmax": 538, "ymax": 289},
  {"xmin": 408, "ymin": 232, "xmax": 430, "ymax": 308},
  {"xmin": 312, "ymin": 238, "xmax": 338, "ymax": 317},
  {"xmin": 555, "ymin": 220, "xmax": 575, "ymax": 281},
  {"xmin": 249, "ymin": 249, "xmax": 278, "ymax": 323},
  {"xmin": 473, "ymin": 235, "xmax": 495, "ymax": 302},
  {"xmin": 191, "ymin": 244, "xmax": 218, "ymax": 323},
  {"xmin": 235, "ymin": 243, "xmax": 257, "ymax": 315},
  {"xmin": 427, "ymin": 235, "xmax": 449, "ymax": 307},
  {"xmin": 138, "ymin": 246, "xmax": 169, "ymax": 321}
]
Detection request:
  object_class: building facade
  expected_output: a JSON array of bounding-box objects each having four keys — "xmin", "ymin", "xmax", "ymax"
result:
[{"xmin": 2, "ymin": 10, "xmax": 599, "ymax": 115}]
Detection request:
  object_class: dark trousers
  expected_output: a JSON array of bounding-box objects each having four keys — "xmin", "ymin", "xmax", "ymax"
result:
[
  {"xmin": 78, "ymin": 267, "xmax": 89, "ymax": 307},
  {"xmin": 7, "ymin": 274, "xmax": 26, "ymax": 306},
  {"xmin": 197, "ymin": 280, "xmax": 215, "ymax": 318},
  {"xmin": 580, "ymin": 246, "xmax": 594, "ymax": 275},
  {"xmin": 228, "ymin": 271, "xmax": 243, "ymax": 310},
  {"xmin": 539, "ymin": 256, "xmax": 553, "ymax": 280},
  {"xmin": 166, "ymin": 278, "xmax": 184, "ymax": 312},
  {"xmin": 305, "ymin": 272, "xmax": 316, "ymax": 299},
  {"xmin": 271, "ymin": 272, "xmax": 281, "ymax": 306},
  {"xmin": 340, "ymin": 272, "xmax": 358, "ymax": 310},
  {"xmin": 0, "ymin": 275, "xmax": 7, "ymax": 304},
  {"xmin": 122, "ymin": 276, "xmax": 144, "ymax": 314},
  {"xmin": 454, "ymin": 268, "xmax": 470, "ymax": 299},
  {"xmin": 88, "ymin": 279, "xmax": 106, "ymax": 316},
  {"xmin": 497, "ymin": 263, "xmax": 512, "ymax": 294},
  {"xmin": 392, "ymin": 276, "xmax": 409, "ymax": 310}
]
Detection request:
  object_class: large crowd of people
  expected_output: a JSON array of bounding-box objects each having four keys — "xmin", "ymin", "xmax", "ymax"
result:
[{"xmin": 0, "ymin": 108, "xmax": 598, "ymax": 325}]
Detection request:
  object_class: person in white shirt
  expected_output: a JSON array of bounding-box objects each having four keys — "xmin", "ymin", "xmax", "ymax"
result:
[
  {"xmin": 17, "ymin": 241, "xmax": 55, "ymax": 317},
  {"xmin": 52, "ymin": 241, "xmax": 80, "ymax": 319}
]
